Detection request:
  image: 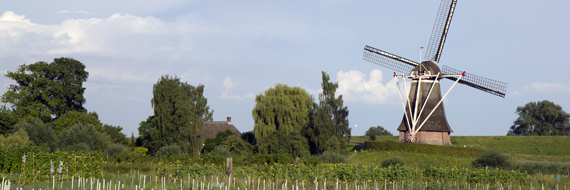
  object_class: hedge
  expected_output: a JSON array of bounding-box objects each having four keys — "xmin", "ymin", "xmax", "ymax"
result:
[{"xmin": 364, "ymin": 141, "xmax": 486, "ymax": 157}]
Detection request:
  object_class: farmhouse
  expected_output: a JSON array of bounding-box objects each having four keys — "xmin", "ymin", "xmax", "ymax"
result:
[{"xmin": 198, "ymin": 117, "xmax": 241, "ymax": 139}]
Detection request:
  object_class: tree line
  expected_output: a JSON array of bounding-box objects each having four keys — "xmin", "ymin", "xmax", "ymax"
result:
[{"xmin": 1, "ymin": 57, "xmax": 569, "ymax": 160}]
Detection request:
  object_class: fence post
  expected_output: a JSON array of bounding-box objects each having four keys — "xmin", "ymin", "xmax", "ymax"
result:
[{"xmin": 227, "ymin": 158, "xmax": 233, "ymax": 188}]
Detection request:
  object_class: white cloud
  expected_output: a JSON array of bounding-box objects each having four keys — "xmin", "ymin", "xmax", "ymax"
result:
[
  {"xmin": 56, "ymin": 10, "xmax": 70, "ymax": 14},
  {"xmin": 336, "ymin": 69, "xmax": 404, "ymax": 104},
  {"xmin": 219, "ymin": 77, "xmax": 251, "ymax": 101},
  {"xmin": 512, "ymin": 82, "xmax": 570, "ymax": 96},
  {"xmin": 77, "ymin": 10, "xmax": 90, "ymax": 14}
]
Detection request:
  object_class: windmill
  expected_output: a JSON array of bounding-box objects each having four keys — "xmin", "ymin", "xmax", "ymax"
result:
[{"xmin": 362, "ymin": 0, "xmax": 507, "ymax": 146}]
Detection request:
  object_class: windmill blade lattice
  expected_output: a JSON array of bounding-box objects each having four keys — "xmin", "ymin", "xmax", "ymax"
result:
[
  {"xmin": 424, "ymin": 0, "xmax": 457, "ymax": 63},
  {"xmin": 441, "ymin": 65, "xmax": 508, "ymax": 98},
  {"xmin": 363, "ymin": 45, "xmax": 418, "ymax": 75}
]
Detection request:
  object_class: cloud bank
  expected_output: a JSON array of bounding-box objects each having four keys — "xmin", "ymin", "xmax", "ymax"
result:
[{"xmin": 336, "ymin": 69, "xmax": 403, "ymax": 104}]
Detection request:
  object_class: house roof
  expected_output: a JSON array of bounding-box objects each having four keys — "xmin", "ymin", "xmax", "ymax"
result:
[{"xmin": 198, "ymin": 118, "xmax": 241, "ymax": 139}]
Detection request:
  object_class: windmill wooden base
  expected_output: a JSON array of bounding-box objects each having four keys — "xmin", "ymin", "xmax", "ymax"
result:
[{"xmin": 398, "ymin": 131, "xmax": 451, "ymax": 146}]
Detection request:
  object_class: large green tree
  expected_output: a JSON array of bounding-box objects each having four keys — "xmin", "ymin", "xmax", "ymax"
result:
[
  {"xmin": 303, "ymin": 71, "xmax": 350, "ymax": 154},
  {"xmin": 508, "ymin": 100, "xmax": 570, "ymax": 136},
  {"xmin": 150, "ymin": 75, "xmax": 213, "ymax": 154},
  {"xmin": 1, "ymin": 57, "xmax": 88, "ymax": 122},
  {"xmin": 252, "ymin": 84, "xmax": 314, "ymax": 140}
]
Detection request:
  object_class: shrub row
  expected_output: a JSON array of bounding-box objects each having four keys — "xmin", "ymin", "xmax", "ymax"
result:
[
  {"xmin": 364, "ymin": 141, "xmax": 486, "ymax": 157},
  {"xmin": 154, "ymin": 163, "xmax": 527, "ymax": 184}
]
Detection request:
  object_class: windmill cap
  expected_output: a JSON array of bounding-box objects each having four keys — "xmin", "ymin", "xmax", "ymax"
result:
[{"xmin": 411, "ymin": 61, "xmax": 441, "ymax": 74}]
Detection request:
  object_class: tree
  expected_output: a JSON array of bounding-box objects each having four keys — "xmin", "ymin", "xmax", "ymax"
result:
[
  {"xmin": 365, "ymin": 126, "xmax": 393, "ymax": 136},
  {"xmin": 58, "ymin": 122, "xmax": 109, "ymax": 151},
  {"xmin": 137, "ymin": 116, "xmax": 161, "ymax": 155},
  {"xmin": 252, "ymin": 84, "xmax": 314, "ymax": 140},
  {"xmin": 508, "ymin": 100, "xmax": 570, "ymax": 136},
  {"xmin": 0, "ymin": 104, "xmax": 19, "ymax": 136},
  {"xmin": 1, "ymin": 57, "xmax": 88, "ymax": 122},
  {"xmin": 50, "ymin": 110, "xmax": 103, "ymax": 135},
  {"xmin": 303, "ymin": 71, "xmax": 351, "ymax": 154},
  {"xmin": 204, "ymin": 129, "xmax": 236, "ymax": 152},
  {"xmin": 103, "ymin": 124, "xmax": 128, "ymax": 145},
  {"xmin": 13, "ymin": 118, "xmax": 57, "ymax": 151},
  {"xmin": 151, "ymin": 75, "xmax": 213, "ymax": 154}
]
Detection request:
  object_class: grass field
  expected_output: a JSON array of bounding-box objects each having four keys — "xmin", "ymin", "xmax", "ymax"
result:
[{"xmin": 350, "ymin": 136, "xmax": 570, "ymax": 163}]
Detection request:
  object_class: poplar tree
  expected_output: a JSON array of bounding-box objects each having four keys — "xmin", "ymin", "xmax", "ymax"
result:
[
  {"xmin": 303, "ymin": 71, "xmax": 350, "ymax": 154},
  {"xmin": 151, "ymin": 75, "xmax": 213, "ymax": 154}
]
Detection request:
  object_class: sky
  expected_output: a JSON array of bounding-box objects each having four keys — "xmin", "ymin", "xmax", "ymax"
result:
[{"xmin": 1, "ymin": 0, "xmax": 569, "ymax": 137}]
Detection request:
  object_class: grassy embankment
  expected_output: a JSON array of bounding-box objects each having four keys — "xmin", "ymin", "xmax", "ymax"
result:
[{"xmin": 348, "ymin": 135, "xmax": 570, "ymax": 174}]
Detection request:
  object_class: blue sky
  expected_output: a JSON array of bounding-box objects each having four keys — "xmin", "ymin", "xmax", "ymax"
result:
[{"xmin": 1, "ymin": 0, "xmax": 569, "ymax": 136}]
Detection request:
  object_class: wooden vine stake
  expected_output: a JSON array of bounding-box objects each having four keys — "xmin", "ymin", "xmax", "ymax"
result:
[{"xmin": 226, "ymin": 157, "xmax": 232, "ymax": 188}]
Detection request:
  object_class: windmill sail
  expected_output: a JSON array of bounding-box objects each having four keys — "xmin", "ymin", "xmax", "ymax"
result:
[
  {"xmin": 424, "ymin": 0, "xmax": 457, "ymax": 63},
  {"xmin": 441, "ymin": 65, "xmax": 508, "ymax": 98},
  {"xmin": 363, "ymin": 45, "xmax": 418, "ymax": 75}
]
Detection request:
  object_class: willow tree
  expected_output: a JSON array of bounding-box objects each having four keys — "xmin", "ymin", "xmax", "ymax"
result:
[
  {"xmin": 151, "ymin": 75, "xmax": 213, "ymax": 154},
  {"xmin": 252, "ymin": 84, "xmax": 314, "ymax": 140}
]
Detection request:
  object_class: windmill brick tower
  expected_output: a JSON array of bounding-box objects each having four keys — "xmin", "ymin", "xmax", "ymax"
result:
[{"xmin": 362, "ymin": 0, "xmax": 507, "ymax": 146}]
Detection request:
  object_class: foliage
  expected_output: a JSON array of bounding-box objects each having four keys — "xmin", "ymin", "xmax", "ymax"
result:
[
  {"xmin": 0, "ymin": 147, "xmax": 103, "ymax": 182},
  {"xmin": 137, "ymin": 116, "xmax": 161, "ymax": 155},
  {"xmin": 210, "ymin": 146, "xmax": 231, "ymax": 157},
  {"xmin": 1, "ymin": 57, "xmax": 88, "ymax": 122},
  {"xmin": 58, "ymin": 122, "xmax": 108, "ymax": 151},
  {"xmin": 150, "ymin": 75, "xmax": 213, "ymax": 155},
  {"xmin": 473, "ymin": 151, "xmax": 510, "ymax": 168},
  {"xmin": 106, "ymin": 143, "xmax": 129, "ymax": 156},
  {"xmin": 133, "ymin": 147, "xmax": 149, "ymax": 155},
  {"xmin": 257, "ymin": 130, "xmax": 310, "ymax": 159},
  {"xmin": 303, "ymin": 71, "xmax": 351, "ymax": 155},
  {"xmin": 0, "ymin": 104, "xmax": 19, "ymax": 136},
  {"xmin": 219, "ymin": 135, "xmax": 253, "ymax": 156},
  {"xmin": 50, "ymin": 110, "xmax": 103, "ymax": 135},
  {"xmin": 381, "ymin": 157, "xmax": 405, "ymax": 167},
  {"xmin": 0, "ymin": 128, "xmax": 30, "ymax": 148},
  {"xmin": 13, "ymin": 118, "xmax": 57, "ymax": 151},
  {"xmin": 252, "ymin": 84, "xmax": 313, "ymax": 140},
  {"xmin": 365, "ymin": 141, "xmax": 485, "ymax": 157},
  {"xmin": 365, "ymin": 126, "xmax": 393, "ymax": 139},
  {"xmin": 319, "ymin": 151, "xmax": 348, "ymax": 164},
  {"xmin": 301, "ymin": 154, "xmax": 323, "ymax": 166},
  {"xmin": 103, "ymin": 124, "xmax": 128, "ymax": 145},
  {"xmin": 157, "ymin": 144, "xmax": 181, "ymax": 157},
  {"xmin": 240, "ymin": 130, "xmax": 257, "ymax": 146},
  {"xmin": 508, "ymin": 100, "xmax": 570, "ymax": 136},
  {"xmin": 153, "ymin": 163, "xmax": 527, "ymax": 184},
  {"xmin": 204, "ymin": 129, "xmax": 236, "ymax": 152}
]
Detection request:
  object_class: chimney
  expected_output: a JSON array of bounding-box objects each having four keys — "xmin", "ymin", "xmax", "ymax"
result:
[{"xmin": 227, "ymin": 117, "xmax": 231, "ymax": 124}]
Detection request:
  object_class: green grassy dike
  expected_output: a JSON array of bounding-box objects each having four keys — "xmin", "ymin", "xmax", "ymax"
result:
[{"xmin": 350, "ymin": 136, "xmax": 570, "ymax": 163}]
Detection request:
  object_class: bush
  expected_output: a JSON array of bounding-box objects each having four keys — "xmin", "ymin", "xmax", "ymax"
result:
[
  {"xmin": 473, "ymin": 151, "xmax": 510, "ymax": 168},
  {"xmin": 301, "ymin": 154, "xmax": 323, "ymax": 166},
  {"xmin": 13, "ymin": 118, "xmax": 57, "ymax": 151},
  {"xmin": 66, "ymin": 143, "xmax": 91, "ymax": 152},
  {"xmin": 157, "ymin": 145, "xmax": 181, "ymax": 157},
  {"xmin": 365, "ymin": 141, "xmax": 485, "ymax": 157},
  {"xmin": 319, "ymin": 151, "xmax": 348, "ymax": 164},
  {"xmin": 106, "ymin": 144, "xmax": 128, "ymax": 156},
  {"xmin": 58, "ymin": 122, "xmax": 108, "ymax": 151},
  {"xmin": 381, "ymin": 157, "xmax": 405, "ymax": 167},
  {"xmin": 211, "ymin": 146, "xmax": 231, "ymax": 157}
]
